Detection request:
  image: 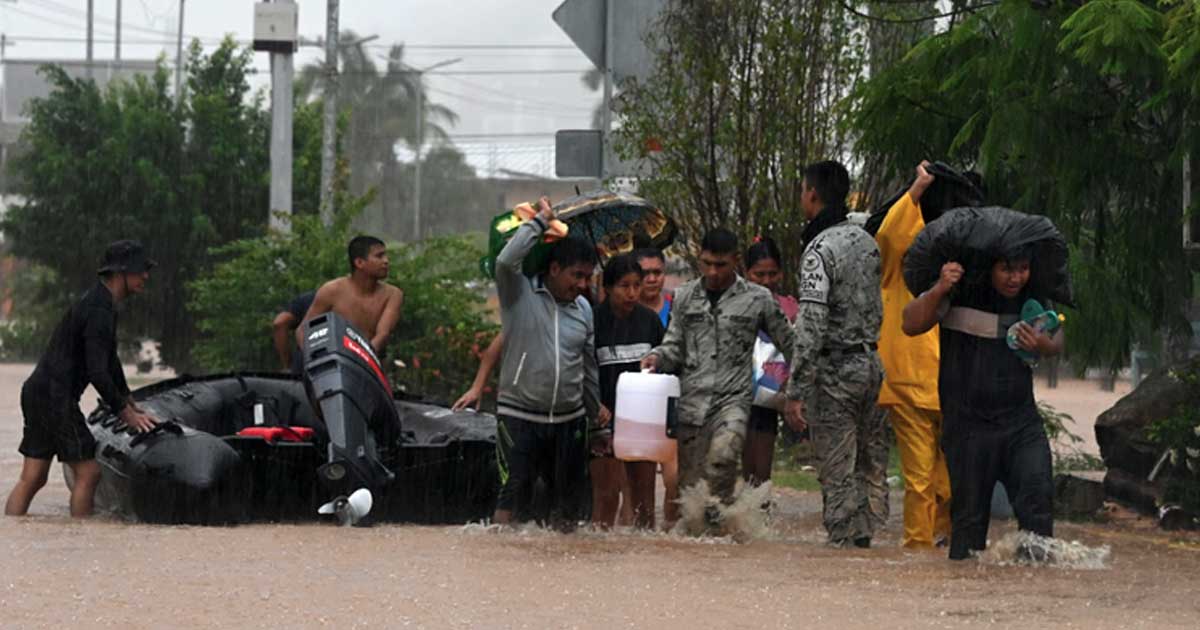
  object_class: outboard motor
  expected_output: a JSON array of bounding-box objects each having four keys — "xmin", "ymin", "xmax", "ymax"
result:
[{"xmin": 301, "ymin": 312, "xmax": 401, "ymax": 524}]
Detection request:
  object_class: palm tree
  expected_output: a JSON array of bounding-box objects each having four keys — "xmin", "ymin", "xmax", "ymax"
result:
[{"xmin": 297, "ymin": 32, "xmax": 459, "ymax": 237}]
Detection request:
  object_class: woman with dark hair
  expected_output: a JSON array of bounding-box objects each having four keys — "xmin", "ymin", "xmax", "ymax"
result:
[
  {"xmin": 742, "ymin": 237, "xmax": 799, "ymax": 486},
  {"xmin": 591, "ymin": 254, "xmax": 665, "ymax": 528}
]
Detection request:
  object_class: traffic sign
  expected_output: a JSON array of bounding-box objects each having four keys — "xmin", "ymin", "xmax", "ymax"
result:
[{"xmin": 552, "ymin": 0, "xmax": 664, "ymax": 83}]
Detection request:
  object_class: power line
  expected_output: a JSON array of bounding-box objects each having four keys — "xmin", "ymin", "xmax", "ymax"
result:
[
  {"xmin": 438, "ymin": 72, "xmax": 595, "ymax": 110},
  {"xmin": 426, "ymin": 85, "xmax": 594, "ymax": 115}
]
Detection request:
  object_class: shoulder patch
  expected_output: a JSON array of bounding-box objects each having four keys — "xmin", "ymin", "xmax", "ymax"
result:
[{"xmin": 798, "ymin": 251, "xmax": 830, "ymax": 305}]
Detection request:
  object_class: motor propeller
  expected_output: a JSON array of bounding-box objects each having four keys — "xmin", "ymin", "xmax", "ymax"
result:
[{"xmin": 317, "ymin": 488, "xmax": 373, "ymax": 526}]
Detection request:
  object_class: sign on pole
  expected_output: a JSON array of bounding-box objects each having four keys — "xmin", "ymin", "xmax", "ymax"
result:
[
  {"xmin": 552, "ymin": 0, "xmax": 663, "ymax": 83},
  {"xmin": 553, "ymin": 0, "xmax": 664, "ymax": 179}
]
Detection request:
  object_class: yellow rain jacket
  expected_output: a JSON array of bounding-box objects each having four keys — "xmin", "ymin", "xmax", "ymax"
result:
[{"xmin": 875, "ymin": 193, "xmax": 940, "ymax": 411}]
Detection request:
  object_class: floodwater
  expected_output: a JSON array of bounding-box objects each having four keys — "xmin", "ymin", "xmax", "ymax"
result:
[{"xmin": 2, "ymin": 364, "xmax": 1199, "ymax": 629}]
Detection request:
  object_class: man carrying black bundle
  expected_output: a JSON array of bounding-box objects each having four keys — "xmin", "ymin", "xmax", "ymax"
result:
[
  {"xmin": 903, "ymin": 246, "xmax": 1063, "ymax": 560},
  {"xmin": 5, "ymin": 240, "xmax": 159, "ymax": 518}
]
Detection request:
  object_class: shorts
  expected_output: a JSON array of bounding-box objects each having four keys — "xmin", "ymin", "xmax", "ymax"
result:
[
  {"xmin": 17, "ymin": 379, "xmax": 96, "ymax": 463},
  {"xmin": 495, "ymin": 415, "xmax": 590, "ymax": 523},
  {"xmin": 748, "ymin": 405, "xmax": 780, "ymax": 435}
]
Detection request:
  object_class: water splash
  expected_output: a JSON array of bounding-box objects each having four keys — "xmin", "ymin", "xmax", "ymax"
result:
[
  {"xmin": 673, "ymin": 479, "xmax": 774, "ymax": 543},
  {"xmin": 980, "ymin": 530, "xmax": 1111, "ymax": 570}
]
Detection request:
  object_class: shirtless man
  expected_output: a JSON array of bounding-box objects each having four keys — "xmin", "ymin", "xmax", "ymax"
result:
[{"xmin": 296, "ymin": 236, "xmax": 404, "ymax": 354}]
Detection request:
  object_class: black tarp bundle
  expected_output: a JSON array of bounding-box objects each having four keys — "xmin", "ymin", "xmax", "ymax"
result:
[
  {"xmin": 864, "ymin": 162, "xmax": 985, "ymax": 237},
  {"xmin": 902, "ymin": 206, "xmax": 1074, "ymax": 306}
]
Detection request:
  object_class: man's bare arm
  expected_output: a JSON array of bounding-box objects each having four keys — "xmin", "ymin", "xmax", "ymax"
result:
[
  {"xmin": 370, "ymin": 286, "xmax": 405, "ymax": 353},
  {"xmin": 295, "ymin": 283, "xmax": 337, "ymax": 349},
  {"xmin": 272, "ymin": 311, "xmax": 298, "ymax": 370}
]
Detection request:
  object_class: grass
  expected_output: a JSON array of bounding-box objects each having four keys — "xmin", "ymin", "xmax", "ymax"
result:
[{"xmin": 769, "ymin": 429, "xmax": 905, "ymax": 493}]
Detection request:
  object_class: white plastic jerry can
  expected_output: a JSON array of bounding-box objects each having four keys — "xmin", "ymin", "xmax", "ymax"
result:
[{"xmin": 613, "ymin": 372, "xmax": 680, "ymax": 463}]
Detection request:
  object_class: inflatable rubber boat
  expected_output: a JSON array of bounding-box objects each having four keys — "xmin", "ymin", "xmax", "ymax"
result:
[{"xmin": 86, "ymin": 314, "xmax": 498, "ymax": 525}]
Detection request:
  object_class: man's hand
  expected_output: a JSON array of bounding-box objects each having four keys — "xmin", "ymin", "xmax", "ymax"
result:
[
  {"xmin": 908, "ymin": 160, "xmax": 935, "ymax": 202},
  {"xmin": 452, "ymin": 386, "xmax": 483, "ymax": 412},
  {"xmin": 597, "ymin": 404, "xmax": 613, "ymax": 428},
  {"xmin": 120, "ymin": 406, "xmax": 159, "ymax": 433},
  {"xmin": 784, "ymin": 399, "xmax": 807, "ymax": 433},
  {"xmin": 590, "ymin": 431, "xmax": 613, "ymax": 457},
  {"xmin": 537, "ymin": 195, "xmax": 554, "ymax": 223},
  {"xmin": 934, "ymin": 262, "xmax": 964, "ymax": 296},
  {"xmin": 640, "ymin": 354, "xmax": 659, "ymax": 373},
  {"xmin": 1014, "ymin": 322, "xmax": 1053, "ymax": 355}
]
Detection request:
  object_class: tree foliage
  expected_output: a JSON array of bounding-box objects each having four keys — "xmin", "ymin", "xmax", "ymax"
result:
[
  {"xmin": 616, "ymin": 0, "xmax": 867, "ymax": 276},
  {"xmin": 188, "ymin": 205, "xmax": 497, "ymax": 404},
  {"xmin": 2, "ymin": 38, "xmax": 321, "ymax": 371},
  {"xmin": 296, "ymin": 32, "xmax": 472, "ymax": 241},
  {"xmin": 849, "ymin": 0, "xmax": 1198, "ymax": 370}
]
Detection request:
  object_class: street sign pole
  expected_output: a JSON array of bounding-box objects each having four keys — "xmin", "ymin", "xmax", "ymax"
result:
[{"xmin": 601, "ymin": 0, "xmax": 613, "ymax": 180}]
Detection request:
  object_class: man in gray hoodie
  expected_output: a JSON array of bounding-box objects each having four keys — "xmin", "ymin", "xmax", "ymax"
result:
[{"xmin": 493, "ymin": 197, "xmax": 603, "ymax": 527}]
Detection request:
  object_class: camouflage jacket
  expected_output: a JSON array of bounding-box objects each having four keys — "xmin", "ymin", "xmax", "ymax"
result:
[
  {"xmin": 787, "ymin": 220, "xmax": 883, "ymax": 402},
  {"xmin": 650, "ymin": 276, "xmax": 795, "ymax": 425}
]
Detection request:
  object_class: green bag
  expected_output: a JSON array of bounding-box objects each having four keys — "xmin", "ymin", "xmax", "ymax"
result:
[{"xmin": 478, "ymin": 208, "xmax": 553, "ymax": 279}]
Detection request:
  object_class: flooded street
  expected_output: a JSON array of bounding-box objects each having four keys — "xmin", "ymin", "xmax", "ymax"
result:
[{"xmin": 2, "ymin": 363, "xmax": 1199, "ymax": 629}]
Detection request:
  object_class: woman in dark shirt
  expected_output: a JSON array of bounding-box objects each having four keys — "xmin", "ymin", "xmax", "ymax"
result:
[{"xmin": 591, "ymin": 254, "xmax": 665, "ymax": 528}]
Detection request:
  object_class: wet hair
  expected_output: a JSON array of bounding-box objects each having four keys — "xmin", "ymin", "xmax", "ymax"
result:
[
  {"xmin": 745, "ymin": 236, "xmax": 783, "ymax": 269},
  {"xmin": 802, "ymin": 160, "xmax": 851, "ymax": 208},
  {"xmin": 700, "ymin": 228, "xmax": 739, "ymax": 255},
  {"xmin": 547, "ymin": 236, "xmax": 598, "ymax": 270},
  {"xmin": 348, "ymin": 235, "xmax": 386, "ymax": 272},
  {"xmin": 633, "ymin": 247, "xmax": 665, "ymax": 265},
  {"xmin": 1000, "ymin": 243, "xmax": 1036, "ymax": 264},
  {"xmin": 603, "ymin": 253, "xmax": 645, "ymax": 288}
]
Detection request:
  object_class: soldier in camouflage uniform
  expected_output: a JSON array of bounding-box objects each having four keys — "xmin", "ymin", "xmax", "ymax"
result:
[
  {"xmin": 642, "ymin": 228, "xmax": 795, "ymax": 523},
  {"xmin": 785, "ymin": 161, "xmax": 888, "ymax": 548}
]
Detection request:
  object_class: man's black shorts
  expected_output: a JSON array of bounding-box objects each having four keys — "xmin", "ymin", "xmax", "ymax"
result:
[
  {"xmin": 495, "ymin": 415, "xmax": 589, "ymax": 523},
  {"xmin": 17, "ymin": 379, "xmax": 96, "ymax": 463}
]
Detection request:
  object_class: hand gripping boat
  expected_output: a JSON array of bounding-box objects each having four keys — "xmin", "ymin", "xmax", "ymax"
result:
[{"xmin": 84, "ymin": 315, "xmax": 499, "ymax": 525}]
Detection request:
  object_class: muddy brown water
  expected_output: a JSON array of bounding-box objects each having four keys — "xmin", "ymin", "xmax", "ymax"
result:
[{"xmin": 2, "ymin": 364, "xmax": 1198, "ymax": 629}]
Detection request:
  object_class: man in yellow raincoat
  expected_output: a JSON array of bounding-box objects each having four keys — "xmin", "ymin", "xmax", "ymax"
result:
[{"xmin": 875, "ymin": 162, "xmax": 951, "ymax": 548}]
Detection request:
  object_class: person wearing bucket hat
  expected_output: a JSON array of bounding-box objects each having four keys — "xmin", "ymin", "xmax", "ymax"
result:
[{"xmin": 5, "ymin": 240, "xmax": 159, "ymax": 518}]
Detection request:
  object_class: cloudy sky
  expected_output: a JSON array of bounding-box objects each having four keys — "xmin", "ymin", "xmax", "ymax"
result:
[{"xmin": 1, "ymin": 0, "xmax": 601, "ymax": 139}]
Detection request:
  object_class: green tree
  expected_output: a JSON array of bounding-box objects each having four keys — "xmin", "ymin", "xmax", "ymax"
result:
[
  {"xmin": 849, "ymin": 0, "xmax": 1197, "ymax": 372},
  {"xmin": 616, "ymin": 0, "xmax": 867, "ymax": 275},
  {"xmin": 189, "ymin": 204, "xmax": 497, "ymax": 404},
  {"xmin": 2, "ymin": 37, "xmax": 322, "ymax": 371},
  {"xmin": 297, "ymin": 33, "xmax": 459, "ymax": 240}
]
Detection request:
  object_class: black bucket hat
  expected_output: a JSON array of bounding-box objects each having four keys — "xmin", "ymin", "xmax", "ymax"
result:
[{"xmin": 97, "ymin": 240, "xmax": 157, "ymax": 275}]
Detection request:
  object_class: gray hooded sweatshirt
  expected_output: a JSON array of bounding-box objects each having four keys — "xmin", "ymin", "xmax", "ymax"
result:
[{"xmin": 495, "ymin": 218, "xmax": 600, "ymax": 425}]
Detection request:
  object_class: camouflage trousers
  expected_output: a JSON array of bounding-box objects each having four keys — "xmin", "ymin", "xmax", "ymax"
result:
[
  {"xmin": 808, "ymin": 353, "xmax": 888, "ymax": 544},
  {"xmin": 676, "ymin": 404, "xmax": 749, "ymax": 506}
]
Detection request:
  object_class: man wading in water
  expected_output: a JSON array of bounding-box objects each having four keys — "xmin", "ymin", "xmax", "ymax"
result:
[
  {"xmin": 492, "ymin": 197, "xmax": 602, "ymax": 529},
  {"xmin": 297, "ymin": 236, "xmax": 404, "ymax": 355},
  {"xmin": 5, "ymin": 240, "xmax": 159, "ymax": 517}
]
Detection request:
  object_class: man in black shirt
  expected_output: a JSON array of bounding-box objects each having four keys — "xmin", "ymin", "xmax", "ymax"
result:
[
  {"xmin": 903, "ymin": 250, "xmax": 1064, "ymax": 560},
  {"xmin": 272, "ymin": 290, "xmax": 316, "ymax": 374},
  {"xmin": 5, "ymin": 240, "xmax": 159, "ymax": 518}
]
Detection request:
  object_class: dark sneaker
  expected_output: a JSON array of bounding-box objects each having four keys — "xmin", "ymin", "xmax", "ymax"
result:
[{"xmin": 853, "ymin": 537, "xmax": 871, "ymax": 549}]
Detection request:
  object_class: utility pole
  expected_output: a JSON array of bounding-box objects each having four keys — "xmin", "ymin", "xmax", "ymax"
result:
[
  {"xmin": 319, "ymin": 0, "xmax": 340, "ymax": 226},
  {"xmin": 410, "ymin": 57, "xmax": 461, "ymax": 241},
  {"xmin": 268, "ymin": 0, "xmax": 296, "ymax": 233},
  {"xmin": 115, "ymin": 0, "xmax": 122, "ymax": 62},
  {"xmin": 86, "ymin": 0, "xmax": 94, "ymax": 79},
  {"xmin": 601, "ymin": 0, "xmax": 613, "ymax": 179},
  {"xmin": 174, "ymin": 0, "xmax": 185, "ymax": 103}
]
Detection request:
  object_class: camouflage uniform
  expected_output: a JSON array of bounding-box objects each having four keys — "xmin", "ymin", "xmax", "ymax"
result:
[
  {"xmin": 650, "ymin": 276, "xmax": 795, "ymax": 505},
  {"xmin": 788, "ymin": 221, "xmax": 887, "ymax": 545}
]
